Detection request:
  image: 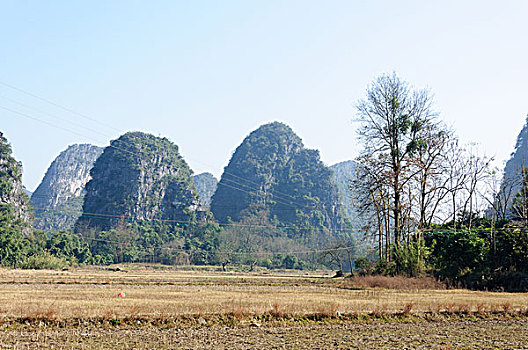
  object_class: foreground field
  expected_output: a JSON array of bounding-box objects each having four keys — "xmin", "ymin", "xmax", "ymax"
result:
[
  {"xmin": 1, "ymin": 265, "xmax": 528, "ymax": 349},
  {"xmin": 2, "ymin": 319, "xmax": 528, "ymax": 349}
]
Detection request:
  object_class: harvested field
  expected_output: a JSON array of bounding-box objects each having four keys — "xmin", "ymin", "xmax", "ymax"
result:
[
  {"xmin": 2, "ymin": 319, "xmax": 528, "ymax": 349},
  {"xmin": 0, "ymin": 265, "xmax": 527, "ymax": 349}
]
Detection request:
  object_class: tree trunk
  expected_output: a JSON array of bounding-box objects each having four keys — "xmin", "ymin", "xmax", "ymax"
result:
[{"xmin": 394, "ymin": 184, "xmax": 401, "ymax": 246}]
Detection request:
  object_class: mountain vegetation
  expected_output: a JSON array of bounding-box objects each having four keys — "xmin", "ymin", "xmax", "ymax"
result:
[
  {"xmin": 209, "ymin": 122, "xmax": 354, "ymax": 271},
  {"xmin": 503, "ymin": 115, "xmax": 528, "ymax": 188},
  {"xmin": 0, "ymin": 132, "xmax": 95, "ymax": 268},
  {"xmin": 31, "ymin": 144, "xmax": 103, "ymax": 232},
  {"xmin": 211, "ymin": 122, "xmax": 349, "ymax": 233},
  {"xmin": 74, "ymin": 132, "xmax": 219, "ymax": 264},
  {"xmin": 0, "ymin": 131, "xmax": 33, "ymax": 266},
  {"xmin": 492, "ymin": 115, "xmax": 528, "ymax": 220},
  {"xmin": 0, "ymin": 132, "xmax": 32, "ymax": 225}
]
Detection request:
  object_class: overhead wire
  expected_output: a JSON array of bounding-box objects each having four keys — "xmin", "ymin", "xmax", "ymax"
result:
[
  {"xmin": 30, "ymin": 205, "xmax": 355, "ymax": 233},
  {"xmin": 29, "ymin": 192, "xmax": 305, "ymax": 213},
  {"xmin": 0, "ymin": 105, "xmax": 97, "ymax": 140},
  {"xmin": 3, "ymin": 99, "xmax": 317, "ymax": 212},
  {"xmin": 0, "ymin": 81, "xmax": 120, "ymax": 132},
  {"xmin": 85, "ymin": 235, "xmax": 357, "ymax": 257},
  {"xmin": 1, "ymin": 80, "xmax": 350, "ymax": 232},
  {"xmin": 0, "ymin": 80, "xmax": 319, "ymax": 210},
  {"xmin": 0, "ymin": 93, "xmax": 112, "ymax": 140}
]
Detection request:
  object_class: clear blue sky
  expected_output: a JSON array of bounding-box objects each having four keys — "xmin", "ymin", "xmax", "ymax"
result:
[{"xmin": 1, "ymin": 0, "xmax": 527, "ymax": 191}]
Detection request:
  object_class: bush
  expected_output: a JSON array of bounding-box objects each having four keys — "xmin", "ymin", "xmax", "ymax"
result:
[
  {"xmin": 283, "ymin": 254, "xmax": 298, "ymax": 269},
  {"xmin": 21, "ymin": 252, "xmax": 69, "ymax": 270},
  {"xmin": 393, "ymin": 240, "xmax": 428, "ymax": 277},
  {"xmin": 354, "ymin": 256, "xmax": 374, "ymax": 275},
  {"xmin": 459, "ymin": 271, "xmax": 528, "ymax": 292},
  {"xmin": 374, "ymin": 258, "xmax": 396, "ymax": 276},
  {"xmin": 427, "ymin": 229, "xmax": 487, "ymax": 280},
  {"xmin": 260, "ymin": 258, "xmax": 272, "ymax": 269}
]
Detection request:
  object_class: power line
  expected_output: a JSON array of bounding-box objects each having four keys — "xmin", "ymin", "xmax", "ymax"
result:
[
  {"xmin": 0, "ymin": 80, "xmax": 119, "ymax": 132},
  {"xmin": 1, "ymin": 81, "xmax": 342, "ymax": 213},
  {"xmin": 0, "ymin": 80, "xmax": 319, "ymax": 208},
  {"xmin": 213, "ymin": 180, "xmax": 309, "ymax": 210},
  {"xmin": 2, "ymin": 101, "xmax": 306, "ymax": 210},
  {"xmin": 0, "ymin": 93, "xmax": 112, "ymax": 140},
  {"xmin": 0, "ymin": 104, "xmax": 139, "ymax": 160},
  {"xmin": 30, "ymin": 206, "xmax": 354, "ymax": 233},
  {"xmin": 0, "ymin": 105, "xmax": 96, "ymax": 140},
  {"xmin": 85, "ymin": 235, "xmax": 357, "ymax": 257},
  {"xmin": 29, "ymin": 192, "xmax": 305, "ymax": 212}
]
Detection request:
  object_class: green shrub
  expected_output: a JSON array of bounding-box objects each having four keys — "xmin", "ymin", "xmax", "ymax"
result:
[
  {"xmin": 354, "ymin": 256, "xmax": 374, "ymax": 275},
  {"xmin": 21, "ymin": 252, "xmax": 69, "ymax": 270},
  {"xmin": 393, "ymin": 240, "xmax": 429, "ymax": 277}
]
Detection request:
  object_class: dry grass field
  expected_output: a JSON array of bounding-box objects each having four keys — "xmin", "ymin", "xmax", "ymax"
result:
[{"xmin": 1, "ymin": 265, "xmax": 528, "ymax": 349}]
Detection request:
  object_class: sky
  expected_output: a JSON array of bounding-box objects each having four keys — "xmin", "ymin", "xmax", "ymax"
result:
[{"xmin": 1, "ymin": 0, "xmax": 528, "ymax": 191}]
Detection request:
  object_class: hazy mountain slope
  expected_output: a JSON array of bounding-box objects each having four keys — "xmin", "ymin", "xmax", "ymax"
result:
[
  {"xmin": 501, "ymin": 115, "xmax": 528, "ymax": 217},
  {"xmin": 31, "ymin": 144, "xmax": 103, "ymax": 232},
  {"xmin": 193, "ymin": 172, "xmax": 218, "ymax": 208},
  {"xmin": 330, "ymin": 160, "xmax": 357, "ymax": 220}
]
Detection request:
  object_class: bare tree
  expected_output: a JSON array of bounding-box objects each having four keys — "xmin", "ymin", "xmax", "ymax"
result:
[
  {"xmin": 411, "ymin": 124, "xmax": 453, "ymax": 231},
  {"xmin": 356, "ymin": 73, "xmax": 438, "ymax": 247},
  {"xmin": 460, "ymin": 145, "xmax": 493, "ymax": 230},
  {"xmin": 439, "ymin": 139, "xmax": 470, "ymax": 229},
  {"xmin": 353, "ymin": 157, "xmax": 392, "ymax": 260},
  {"xmin": 354, "ymin": 73, "xmax": 495, "ymax": 268}
]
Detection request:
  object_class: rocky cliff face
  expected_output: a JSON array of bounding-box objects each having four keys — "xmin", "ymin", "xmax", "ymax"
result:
[
  {"xmin": 504, "ymin": 116, "xmax": 528, "ymax": 185},
  {"xmin": 501, "ymin": 115, "xmax": 528, "ymax": 216},
  {"xmin": 193, "ymin": 172, "xmax": 218, "ymax": 208},
  {"xmin": 31, "ymin": 144, "xmax": 103, "ymax": 232},
  {"xmin": 210, "ymin": 122, "xmax": 349, "ymax": 233},
  {"xmin": 330, "ymin": 160, "xmax": 357, "ymax": 221},
  {"xmin": 0, "ymin": 131, "xmax": 32, "ymax": 225},
  {"xmin": 75, "ymin": 132, "xmax": 203, "ymax": 233},
  {"xmin": 330, "ymin": 160, "xmax": 370, "ymax": 236}
]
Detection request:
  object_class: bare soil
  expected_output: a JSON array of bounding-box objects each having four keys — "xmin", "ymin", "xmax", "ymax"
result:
[{"xmin": 1, "ymin": 319, "xmax": 527, "ymax": 349}]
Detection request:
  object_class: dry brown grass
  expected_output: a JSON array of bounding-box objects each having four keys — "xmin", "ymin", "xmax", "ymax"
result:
[
  {"xmin": 343, "ymin": 275, "xmax": 445, "ymax": 290},
  {"xmin": 2, "ymin": 266, "xmax": 528, "ymax": 348},
  {"xmin": 0, "ymin": 265, "xmax": 527, "ymax": 324}
]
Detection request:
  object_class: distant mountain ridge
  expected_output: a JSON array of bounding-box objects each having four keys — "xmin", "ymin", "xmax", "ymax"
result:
[
  {"xmin": 501, "ymin": 115, "xmax": 528, "ymax": 217},
  {"xmin": 193, "ymin": 172, "xmax": 218, "ymax": 208},
  {"xmin": 330, "ymin": 160, "xmax": 359, "ymax": 223},
  {"xmin": 31, "ymin": 144, "xmax": 103, "ymax": 232},
  {"xmin": 504, "ymin": 115, "xmax": 528, "ymax": 181}
]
